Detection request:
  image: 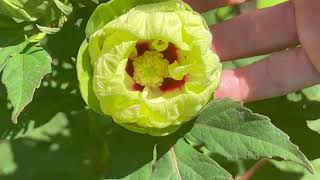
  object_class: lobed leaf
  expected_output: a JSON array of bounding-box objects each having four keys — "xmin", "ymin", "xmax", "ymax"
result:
[{"xmin": 185, "ymin": 99, "xmax": 314, "ymax": 173}]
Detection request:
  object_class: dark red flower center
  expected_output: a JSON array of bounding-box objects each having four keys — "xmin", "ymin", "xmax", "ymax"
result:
[{"xmin": 126, "ymin": 41, "xmax": 187, "ymax": 92}]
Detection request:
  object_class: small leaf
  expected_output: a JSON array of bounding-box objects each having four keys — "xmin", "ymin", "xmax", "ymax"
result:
[
  {"xmin": 27, "ymin": 33, "xmax": 47, "ymax": 43},
  {"xmin": 185, "ymin": 99, "xmax": 314, "ymax": 173},
  {"xmin": 36, "ymin": 24, "xmax": 61, "ymax": 34},
  {"xmin": 53, "ymin": 0, "xmax": 73, "ymax": 15},
  {"xmin": 201, "ymin": 10, "xmax": 217, "ymax": 26},
  {"xmin": 2, "ymin": 43, "xmax": 52, "ymax": 123},
  {"xmin": 0, "ymin": 0, "xmax": 36, "ymax": 21},
  {"xmin": 257, "ymin": 0, "xmax": 288, "ymax": 8},
  {"xmin": 153, "ymin": 139, "xmax": 232, "ymax": 180},
  {"xmin": 0, "ymin": 0, "xmax": 53, "ymax": 21},
  {"xmin": 307, "ymin": 120, "xmax": 320, "ymax": 134},
  {"xmin": 303, "ymin": 85, "xmax": 320, "ymax": 102}
]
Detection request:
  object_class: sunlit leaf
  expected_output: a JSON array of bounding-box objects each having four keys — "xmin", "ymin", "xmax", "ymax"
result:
[
  {"xmin": 185, "ymin": 99, "xmax": 314, "ymax": 173},
  {"xmin": 307, "ymin": 120, "xmax": 320, "ymax": 135},
  {"xmin": 2, "ymin": 43, "xmax": 52, "ymax": 123}
]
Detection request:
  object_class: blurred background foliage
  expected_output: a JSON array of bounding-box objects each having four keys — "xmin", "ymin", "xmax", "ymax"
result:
[{"xmin": 1, "ymin": 0, "xmax": 320, "ymax": 179}]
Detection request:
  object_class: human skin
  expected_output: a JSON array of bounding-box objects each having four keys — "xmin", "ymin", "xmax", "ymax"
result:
[{"xmin": 184, "ymin": 0, "xmax": 320, "ymax": 102}]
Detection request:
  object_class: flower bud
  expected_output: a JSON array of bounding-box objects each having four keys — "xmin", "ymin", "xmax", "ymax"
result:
[{"xmin": 77, "ymin": 0, "xmax": 221, "ymax": 136}]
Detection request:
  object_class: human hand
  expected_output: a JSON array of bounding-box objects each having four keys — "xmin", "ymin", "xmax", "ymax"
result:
[{"xmin": 185, "ymin": 0, "xmax": 320, "ymax": 102}]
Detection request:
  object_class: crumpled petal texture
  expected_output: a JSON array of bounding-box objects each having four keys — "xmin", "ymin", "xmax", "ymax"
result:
[{"xmin": 77, "ymin": 0, "xmax": 221, "ymax": 136}]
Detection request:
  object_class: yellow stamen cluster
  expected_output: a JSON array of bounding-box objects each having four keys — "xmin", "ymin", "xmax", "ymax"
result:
[{"xmin": 133, "ymin": 51, "xmax": 169, "ymax": 87}]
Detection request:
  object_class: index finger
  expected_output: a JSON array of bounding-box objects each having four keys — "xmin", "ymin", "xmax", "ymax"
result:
[
  {"xmin": 212, "ymin": 2, "xmax": 299, "ymax": 61},
  {"xmin": 216, "ymin": 48, "xmax": 320, "ymax": 102}
]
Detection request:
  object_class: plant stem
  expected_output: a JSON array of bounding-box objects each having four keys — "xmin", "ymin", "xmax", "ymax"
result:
[{"xmin": 239, "ymin": 159, "xmax": 268, "ymax": 180}]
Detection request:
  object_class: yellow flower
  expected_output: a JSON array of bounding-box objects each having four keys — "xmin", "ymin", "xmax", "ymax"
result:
[{"xmin": 77, "ymin": 0, "xmax": 221, "ymax": 136}]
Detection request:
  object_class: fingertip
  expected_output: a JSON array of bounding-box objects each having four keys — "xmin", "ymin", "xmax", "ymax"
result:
[{"xmin": 215, "ymin": 70, "xmax": 249, "ymax": 101}]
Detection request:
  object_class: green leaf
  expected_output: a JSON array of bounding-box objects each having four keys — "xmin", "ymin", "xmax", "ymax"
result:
[
  {"xmin": 0, "ymin": 0, "xmax": 36, "ymax": 21},
  {"xmin": 36, "ymin": 24, "xmax": 61, "ymax": 34},
  {"xmin": 247, "ymin": 96, "xmax": 320, "ymax": 160},
  {"xmin": 201, "ymin": 10, "xmax": 217, "ymax": 26},
  {"xmin": 257, "ymin": 0, "xmax": 288, "ymax": 9},
  {"xmin": 53, "ymin": 0, "xmax": 73, "ymax": 15},
  {"xmin": 184, "ymin": 99, "xmax": 314, "ymax": 173},
  {"xmin": 1, "ymin": 43, "xmax": 52, "ymax": 123},
  {"xmin": 215, "ymin": 6, "xmax": 237, "ymax": 21},
  {"xmin": 269, "ymin": 159, "xmax": 320, "ymax": 180},
  {"xmin": 74, "ymin": 0, "xmax": 99, "ymax": 7},
  {"xmin": 0, "ymin": 46, "xmax": 15, "ymax": 72},
  {"xmin": 303, "ymin": 85, "xmax": 320, "ymax": 102},
  {"xmin": 102, "ymin": 122, "xmax": 231, "ymax": 180},
  {"xmin": 0, "ymin": 26, "xmax": 102, "ymax": 178},
  {"xmin": 302, "ymin": 159, "xmax": 320, "ymax": 180},
  {"xmin": 0, "ymin": 57, "xmax": 8, "ymax": 72},
  {"xmin": 307, "ymin": 120, "xmax": 320, "ymax": 135},
  {"xmin": 153, "ymin": 139, "xmax": 232, "ymax": 180},
  {"xmin": 0, "ymin": 0, "xmax": 53, "ymax": 21},
  {"xmin": 0, "ymin": 42, "xmax": 28, "ymax": 71}
]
